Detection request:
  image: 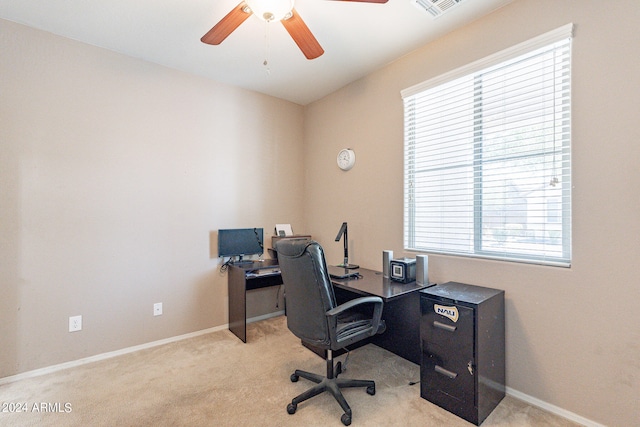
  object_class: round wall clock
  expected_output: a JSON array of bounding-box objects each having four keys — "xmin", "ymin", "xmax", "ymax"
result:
[{"xmin": 337, "ymin": 148, "xmax": 356, "ymax": 171}]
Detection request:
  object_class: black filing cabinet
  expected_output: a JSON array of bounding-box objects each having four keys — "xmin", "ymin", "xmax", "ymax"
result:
[{"xmin": 420, "ymin": 282, "xmax": 505, "ymax": 425}]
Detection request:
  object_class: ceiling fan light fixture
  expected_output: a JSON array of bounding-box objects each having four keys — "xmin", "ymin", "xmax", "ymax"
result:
[{"xmin": 245, "ymin": 0, "xmax": 294, "ymax": 22}]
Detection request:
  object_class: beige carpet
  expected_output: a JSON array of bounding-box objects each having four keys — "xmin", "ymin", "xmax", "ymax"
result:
[{"xmin": 0, "ymin": 316, "xmax": 580, "ymax": 426}]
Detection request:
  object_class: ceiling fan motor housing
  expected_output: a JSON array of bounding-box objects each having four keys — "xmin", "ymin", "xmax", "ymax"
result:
[{"xmin": 246, "ymin": 0, "xmax": 294, "ymax": 22}]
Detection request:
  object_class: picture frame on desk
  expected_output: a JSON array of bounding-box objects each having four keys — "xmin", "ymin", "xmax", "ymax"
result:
[{"xmin": 275, "ymin": 224, "xmax": 294, "ymax": 237}]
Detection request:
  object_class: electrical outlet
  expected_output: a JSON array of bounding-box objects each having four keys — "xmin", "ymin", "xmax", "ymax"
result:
[
  {"xmin": 69, "ymin": 315, "xmax": 82, "ymax": 332},
  {"xmin": 153, "ymin": 302, "xmax": 163, "ymax": 316}
]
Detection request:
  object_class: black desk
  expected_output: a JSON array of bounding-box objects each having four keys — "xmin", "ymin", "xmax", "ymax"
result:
[
  {"xmin": 228, "ymin": 259, "xmax": 282, "ymax": 343},
  {"xmin": 331, "ymin": 268, "xmax": 430, "ymax": 365},
  {"xmin": 227, "ymin": 262, "xmax": 429, "ymax": 365}
]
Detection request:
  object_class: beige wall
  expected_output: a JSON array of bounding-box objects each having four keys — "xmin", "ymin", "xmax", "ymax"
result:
[
  {"xmin": 3, "ymin": 1, "xmax": 640, "ymax": 425},
  {"xmin": 303, "ymin": 1, "xmax": 639, "ymax": 426},
  {"xmin": 0, "ymin": 20, "xmax": 304, "ymax": 377}
]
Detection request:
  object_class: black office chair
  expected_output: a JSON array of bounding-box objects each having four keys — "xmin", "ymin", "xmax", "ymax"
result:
[{"xmin": 275, "ymin": 239, "xmax": 385, "ymax": 426}]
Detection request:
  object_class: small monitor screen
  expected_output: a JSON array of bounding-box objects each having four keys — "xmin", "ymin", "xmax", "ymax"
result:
[{"xmin": 218, "ymin": 228, "xmax": 264, "ymax": 259}]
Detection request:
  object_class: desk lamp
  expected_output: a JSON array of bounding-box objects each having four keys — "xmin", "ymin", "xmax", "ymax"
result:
[{"xmin": 335, "ymin": 222, "xmax": 359, "ymax": 269}]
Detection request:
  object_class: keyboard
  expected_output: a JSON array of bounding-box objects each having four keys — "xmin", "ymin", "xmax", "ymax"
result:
[{"xmin": 246, "ymin": 268, "xmax": 281, "ymax": 278}]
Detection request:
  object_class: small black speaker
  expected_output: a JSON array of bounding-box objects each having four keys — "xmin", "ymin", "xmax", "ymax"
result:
[{"xmin": 390, "ymin": 258, "xmax": 416, "ymax": 283}]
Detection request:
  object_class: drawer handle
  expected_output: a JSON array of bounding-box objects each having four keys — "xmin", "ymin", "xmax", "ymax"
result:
[
  {"xmin": 433, "ymin": 321, "xmax": 456, "ymax": 332},
  {"xmin": 435, "ymin": 365, "xmax": 458, "ymax": 379}
]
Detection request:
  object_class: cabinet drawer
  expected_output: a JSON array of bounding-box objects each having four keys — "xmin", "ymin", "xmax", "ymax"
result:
[
  {"xmin": 421, "ymin": 297, "xmax": 474, "ymax": 343},
  {"xmin": 421, "ymin": 299, "xmax": 475, "ymax": 408}
]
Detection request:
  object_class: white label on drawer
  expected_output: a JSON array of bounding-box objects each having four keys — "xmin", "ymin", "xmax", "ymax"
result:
[{"xmin": 434, "ymin": 304, "xmax": 459, "ymax": 322}]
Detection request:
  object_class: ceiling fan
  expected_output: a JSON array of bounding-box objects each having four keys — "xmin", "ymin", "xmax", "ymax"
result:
[{"xmin": 201, "ymin": 0, "xmax": 388, "ymax": 60}]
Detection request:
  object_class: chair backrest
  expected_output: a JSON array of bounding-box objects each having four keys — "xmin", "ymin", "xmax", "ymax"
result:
[{"xmin": 275, "ymin": 239, "xmax": 336, "ymax": 348}]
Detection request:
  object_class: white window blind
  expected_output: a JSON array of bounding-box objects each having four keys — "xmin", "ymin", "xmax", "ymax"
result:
[{"xmin": 402, "ymin": 24, "xmax": 573, "ymax": 266}]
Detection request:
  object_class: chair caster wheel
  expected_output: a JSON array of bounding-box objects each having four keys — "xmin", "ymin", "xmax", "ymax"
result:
[
  {"xmin": 287, "ymin": 403, "xmax": 297, "ymax": 414},
  {"xmin": 341, "ymin": 413, "xmax": 352, "ymax": 426},
  {"xmin": 290, "ymin": 373, "xmax": 299, "ymax": 382},
  {"xmin": 336, "ymin": 361, "xmax": 342, "ymax": 377},
  {"xmin": 366, "ymin": 385, "xmax": 376, "ymax": 395}
]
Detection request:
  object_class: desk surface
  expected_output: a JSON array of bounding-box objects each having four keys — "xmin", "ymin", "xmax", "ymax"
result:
[
  {"xmin": 230, "ymin": 261, "xmax": 426, "ymax": 300},
  {"xmin": 330, "ymin": 267, "xmax": 428, "ymax": 301}
]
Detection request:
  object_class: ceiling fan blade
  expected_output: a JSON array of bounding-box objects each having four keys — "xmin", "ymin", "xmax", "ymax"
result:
[
  {"xmin": 201, "ymin": 2, "xmax": 252, "ymax": 45},
  {"xmin": 281, "ymin": 9, "xmax": 324, "ymax": 60}
]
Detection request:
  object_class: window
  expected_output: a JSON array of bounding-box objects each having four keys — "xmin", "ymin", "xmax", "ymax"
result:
[{"xmin": 402, "ymin": 25, "xmax": 573, "ymax": 266}]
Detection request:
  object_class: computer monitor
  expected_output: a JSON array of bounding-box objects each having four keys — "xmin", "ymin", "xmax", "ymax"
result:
[{"xmin": 217, "ymin": 228, "xmax": 264, "ymax": 262}]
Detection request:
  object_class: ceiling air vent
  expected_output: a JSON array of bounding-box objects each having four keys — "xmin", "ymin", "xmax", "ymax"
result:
[{"xmin": 412, "ymin": 0, "xmax": 466, "ymax": 19}]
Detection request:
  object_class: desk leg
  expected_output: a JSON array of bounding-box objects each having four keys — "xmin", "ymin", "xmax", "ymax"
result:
[
  {"xmin": 372, "ymin": 292, "xmax": 421, "ymax": 365},
  {"xmin": 228, "ymin": 267, "xmax": 247, "ymax": 342},
  {"xmin": 332, "ymin": 287, "xmax": 421, "ymax": 365}
]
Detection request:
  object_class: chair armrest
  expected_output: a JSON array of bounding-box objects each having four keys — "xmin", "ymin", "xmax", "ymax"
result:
[
  {"xmin": 326, "ymin": 296, "xmax": 384, "ymax": 344},
  {"xmin": 326, "ymin": 296, "xmax": 382, "ymax": 318}
]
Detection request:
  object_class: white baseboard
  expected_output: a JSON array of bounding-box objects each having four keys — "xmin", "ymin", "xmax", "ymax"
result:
[
  {"xmin": 0, "ymin": 311, "xmax": 287, "ymax": 386},
  {"xmin": 506, "ymin": 386, "xmax": 605, "ymax": 427},
  {"xmin": 0, "ymin": 324, "xmax": 227, "ymax": 386},
  {"xmin": 0, "ymin": 314, "xmax": 603, "ymax": 427},
  {"xmin": 247, "ymin": 310, "xmax": 285, "ymax": 324}
]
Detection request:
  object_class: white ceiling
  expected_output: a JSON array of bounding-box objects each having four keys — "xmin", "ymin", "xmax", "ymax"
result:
[{"xmin": 0, "ymin": 0, "xmax": 513, "ymax": 105}]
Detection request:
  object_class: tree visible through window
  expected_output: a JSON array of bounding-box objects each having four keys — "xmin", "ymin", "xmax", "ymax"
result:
[{"xmin": 402, "ymin": 26, "xmax": 572, "ymax": 266}]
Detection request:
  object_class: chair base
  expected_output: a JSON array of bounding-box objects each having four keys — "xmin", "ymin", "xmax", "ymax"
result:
[{"xmin": 286, "ymin": 353, "xmax": 376, "ymax": 426}]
